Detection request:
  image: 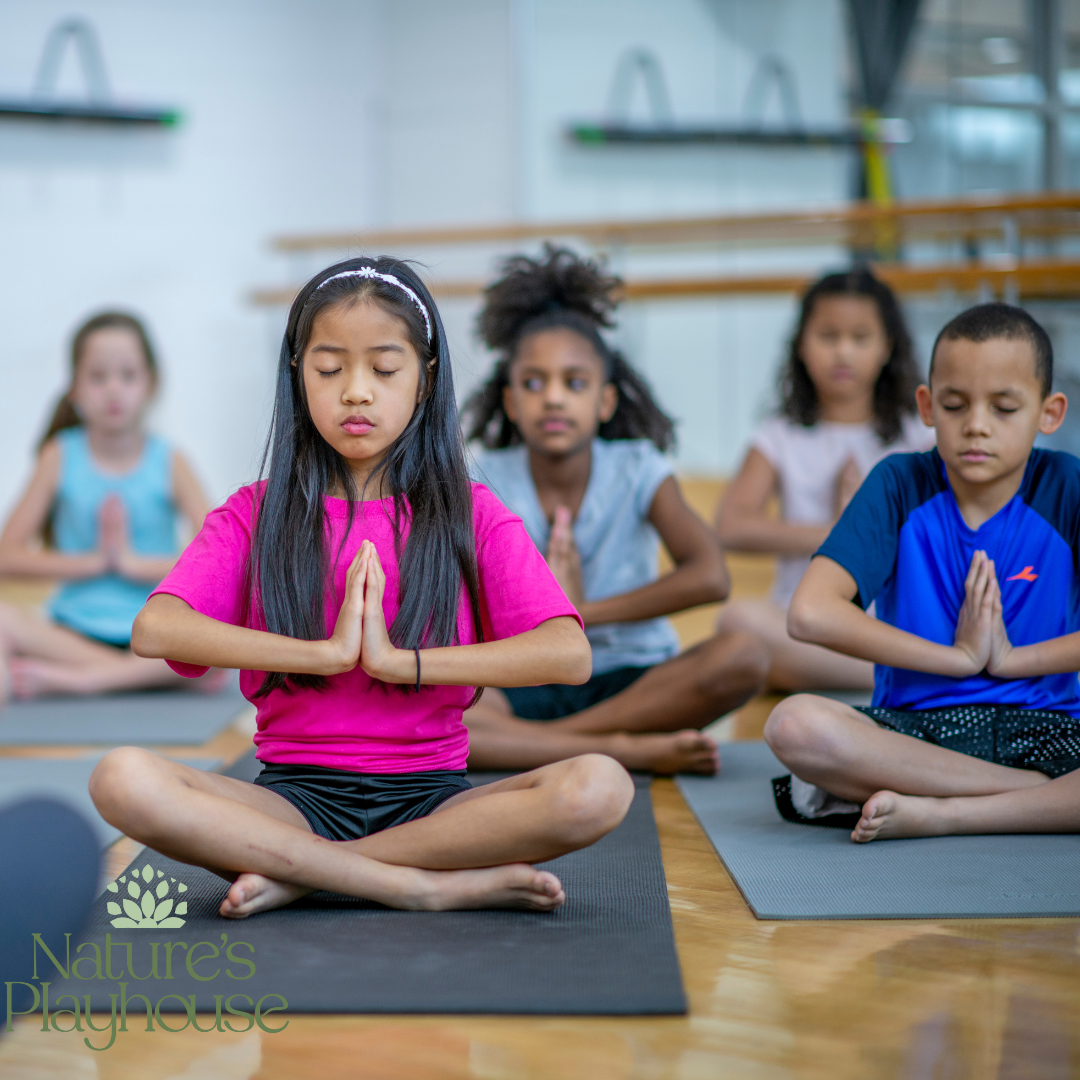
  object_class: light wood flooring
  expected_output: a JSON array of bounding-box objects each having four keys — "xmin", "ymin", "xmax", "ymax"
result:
[{"xmin": 0, "ymin": 477, "xmax": 1077, "ymax": 1079}]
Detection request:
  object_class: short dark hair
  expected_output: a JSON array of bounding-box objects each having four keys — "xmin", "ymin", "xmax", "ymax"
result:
[{"xmin": 931, "ymin": 303, "xmax": 1053, "ymax": 397}]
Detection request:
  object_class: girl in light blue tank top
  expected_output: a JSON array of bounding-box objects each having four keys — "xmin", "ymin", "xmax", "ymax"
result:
[
  {"xmin": 49, "ymin": 428, "xmax": 178, "ymax": 644},
  {"xmin": 0, "ymin": 312, "xmax": 212, "ymax": 700}
]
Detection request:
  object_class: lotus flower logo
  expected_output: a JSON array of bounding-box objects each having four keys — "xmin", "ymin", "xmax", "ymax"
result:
[{"xmin": 105, "ymin": 863, "xmax": 189, "ymax": 928}]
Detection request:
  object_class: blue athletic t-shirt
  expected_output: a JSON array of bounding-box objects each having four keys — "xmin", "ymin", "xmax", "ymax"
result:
[{"xmin": 817, "ymin": 447, "xmax": 1080, "ymax": 716}]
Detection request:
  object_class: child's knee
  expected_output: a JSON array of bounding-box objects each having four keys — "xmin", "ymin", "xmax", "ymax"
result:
[
  {"xmin": 89, "ymin": 746, "xmax": 161, "ymax": 819},
  {"xmin": 0, "ymin": 600, "xmax": 27, "ymax": 639},
  {"xmin": 696, "ymin": 629, "xmax": 770, "ymax": 697},
  {"xmin": 715, "ymin": 600, "xmax": 759, "ymax": 637},
  {"xmin": 763, "ymin": 695, "xmax": 831, "ymax": 760},
  {"xmin": 550, "ymin": 754, "xmax": 634, "ymax": 843}
]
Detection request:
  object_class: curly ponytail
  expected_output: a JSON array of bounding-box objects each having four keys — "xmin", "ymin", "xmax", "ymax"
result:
[{"xmin": 462, "ymin": 244, "xmax": 675, "ymax": 452}]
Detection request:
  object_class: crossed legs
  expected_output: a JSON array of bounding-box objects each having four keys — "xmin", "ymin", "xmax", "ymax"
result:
[
  {"xmin": 0, "ymin": 601, "xmax": 206, "ymax": 702},
  {"xmin": 89, "ymin": 747, "xmax": 634, "ymax": 918},
  {"xmin": 464, "ymin": 630, "xmax": 769, "ymax": 775},
  {"xmin": 764, "ymin": 694, "xmax": 1080, "ymax": 842}
]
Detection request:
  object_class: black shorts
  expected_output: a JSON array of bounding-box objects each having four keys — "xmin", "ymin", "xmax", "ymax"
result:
[
  {"xmin": 253, "ymin": 763, "xmax": 471, "ymax": 841},
  {"xmin": 857, "ymin": 704, "xmax": 1080, "ymax": 779},
  {"xmin": 501, "ymin": 665, "xmax": 650, "ymax": 721}
]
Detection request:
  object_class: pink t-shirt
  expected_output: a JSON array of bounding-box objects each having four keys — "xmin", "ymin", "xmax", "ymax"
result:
[{"xmin": 151, "ymin": 482, "xmax": 579, "ymax": 774}]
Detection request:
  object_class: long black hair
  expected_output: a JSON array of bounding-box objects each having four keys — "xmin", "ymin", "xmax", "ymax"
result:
[
  {"xmin": 249, "ymin": 256, "xmax": 482, "ymax": 697},
  {"xmin": 780, "ymin": 268, "xmax": 918, "ymax": 444},
  {"xmin": 462, "ymin": 244, "xmax": 675, "ymax": 451}
]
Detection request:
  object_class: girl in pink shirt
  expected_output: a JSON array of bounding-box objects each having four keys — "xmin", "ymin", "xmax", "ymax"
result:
[{"xmin": 90, "ymin": 257, "xmax": 633, "ymax": 919}]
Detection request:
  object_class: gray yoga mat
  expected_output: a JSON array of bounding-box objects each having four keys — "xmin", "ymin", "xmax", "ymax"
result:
[
  {"xmin": 60, "ymin": 770, "xmax": 686, "ymax": 1014},
  {"xmin": 0, "ymin": 682, "xmax": 247, "ymax": 745},
  {"xmin": 0, "ymin": 755, "xmax": 220, "ymax": 849},
  {"xmin": 678, "ymin": 741, "xmax": 1080, "ymax": 920}
]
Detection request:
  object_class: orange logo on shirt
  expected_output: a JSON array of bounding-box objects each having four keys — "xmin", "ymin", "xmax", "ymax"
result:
[{"xmin": 1006, "ymin": 566, "xmax": 1038, "ymax": 582}]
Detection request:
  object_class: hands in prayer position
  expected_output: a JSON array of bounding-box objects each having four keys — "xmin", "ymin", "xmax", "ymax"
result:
[
  {"xmin": 98, "ymin": 493, "xmax": 174, "ymax": 584},
  {"xmin": 833, "ymin": 456, "xmax": 862, "ymax": 520},
  {"xmin": 325, "ymin": 540, "xmax": 412, "ymax": 684},
  {"xmin": 952, "ymin": 549, "xmax": 1014, "ymax": 677},
  {"xmin": 545, "ymin": 505, "xmax": 585, "ymax": 609}
]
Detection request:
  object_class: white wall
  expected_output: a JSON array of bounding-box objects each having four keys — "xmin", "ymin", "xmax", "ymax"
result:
[
  {"xmin": 518, "ymin": 0, "xmax": 850, "ymax": 473},
  {"xmin": 348, "ymin": 0, "xmax": 852, "ymax": 474},
  {"xmin": 0, "ymin": 0, "xmax": 854, "ymax": 523},
  {"xmin": 0, "ymin": 0, "xmax": 382, "ymax": 514}
]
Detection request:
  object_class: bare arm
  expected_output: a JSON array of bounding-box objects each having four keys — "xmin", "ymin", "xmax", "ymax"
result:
[
  {"xmin": 987, "ymin": 565, "xmax": 1080, "ymax": 679},
  {"xmin": 134, "ymin": 542, "xmax": 592, "ymax": 687},
  {"xmin": 990, "ymin": 632, "xmax": 1080, "ymax": 679},
  {"xmin": 0, "ymin": 440, "xmax": 108, "ymax": 580},
  {"xmin": 171, "ymin": 450, "xmax": 211, "ymax": 532},
  {"xmin": 714, "ymin": 447, "xmax": 832, "ymax": 556},
  {"xmin": 787, "ymin": 553, "xmax": 997, "ymax": 678},
  {"xmin": 577, "ymin": 476, "xmax": 729, "ymax": 626},
  {"xmin": 114, "ymin": 450, "xmax": 211, "ymax": 584}
]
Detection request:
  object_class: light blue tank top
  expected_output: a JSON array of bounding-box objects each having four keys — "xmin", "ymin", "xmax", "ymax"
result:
[{"xmin": 48, "ymin": 428, "xmax": 178, "ymax": 645}]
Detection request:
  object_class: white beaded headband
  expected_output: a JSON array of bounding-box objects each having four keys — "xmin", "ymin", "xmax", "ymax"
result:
[{"xmin": 315, "ymin": 267, "xmax": 433, "ymax": 343}]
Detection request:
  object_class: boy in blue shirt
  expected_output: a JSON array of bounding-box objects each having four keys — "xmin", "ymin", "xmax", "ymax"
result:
[{"xmin": 765, "ymin": 302, "xmax": 1080, "ymax": 842}]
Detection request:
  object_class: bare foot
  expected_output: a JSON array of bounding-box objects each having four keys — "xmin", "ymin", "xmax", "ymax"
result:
[
  {"xmin": 221, "ymin": 863, "xmax": 564, "ymax": 919},
  {"xmin": 220, "ymin": 872, "xmax": 312, "ymax": 918},
  {"xmin": 851, "ymin": 790, "xmax": 952, "ymax": 843},
  {"xmin": 410, "ymin": 863, "xmax": 565, "ymax": 912},
  {"xmin": 8, "ymin": 658, "xmax": 90, "ymax": 699},
  {"xmin": 609, "ymin": 730, "xmax": 719, "ymax": 775}
]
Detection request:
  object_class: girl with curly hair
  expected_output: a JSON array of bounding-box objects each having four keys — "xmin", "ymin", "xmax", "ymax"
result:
[{"xmin": 462, "ymin": 246, "xmax": 769, "ymax": 775}]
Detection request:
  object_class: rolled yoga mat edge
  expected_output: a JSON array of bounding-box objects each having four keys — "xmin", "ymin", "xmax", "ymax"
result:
[{"xmin": 677, "ymin": 741, "xmax": 1080, "ymax": 921}]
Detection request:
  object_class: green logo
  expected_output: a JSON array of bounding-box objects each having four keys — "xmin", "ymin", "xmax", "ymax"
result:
[{"xmin": 105, "ymin": 864, "xmax": 188, "ymax": 929}]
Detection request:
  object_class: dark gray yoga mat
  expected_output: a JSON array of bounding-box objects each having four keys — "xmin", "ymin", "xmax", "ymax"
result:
[
  {"xmin": 60, "ymin": 770, "xmax": 686, "ymax": 1014},
  {"xmin": 0, "ymin": 756, "xmax": 220, "ymax": 849},
  {"xmin": 678, "ymin": 741, "xmax": 1080, "ymax": 920},
  {"xmin": 0, "ymin": 683, "xmax": 247, "ymax": 745}
]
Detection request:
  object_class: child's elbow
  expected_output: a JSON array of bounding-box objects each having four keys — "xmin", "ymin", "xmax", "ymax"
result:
[
  {"xmin": 704, "ymin": 558, "xmax": 730, "ymax": 603},
  {"xmin": 786, "ymin": 593, "xmax": 823, "ymax": 644},
  {"xmin": 130, "ymin": 606, "xmax": 166, "ymax": 659},
  {"xmin": 562, "ymin": 628, "xmax": 593, "ymax": 685}
]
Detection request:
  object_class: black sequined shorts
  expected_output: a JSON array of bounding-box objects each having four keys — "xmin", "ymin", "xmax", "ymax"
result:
[{"xmin": 856, "ymin": 704, "xmax": 1080, "ymax": 779}]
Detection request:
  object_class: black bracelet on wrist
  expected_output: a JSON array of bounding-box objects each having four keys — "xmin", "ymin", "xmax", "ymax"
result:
[{"xmin": 414, "ymin": 646, "xmax": 421, "ymax": 693}]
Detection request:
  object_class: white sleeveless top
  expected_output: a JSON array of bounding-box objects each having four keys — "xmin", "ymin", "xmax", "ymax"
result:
[{"xmin": 750, "ymin": 414, "xmax": 935, "ymax": 606}]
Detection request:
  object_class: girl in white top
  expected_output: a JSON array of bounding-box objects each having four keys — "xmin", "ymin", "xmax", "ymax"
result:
[{"xmin": 715, "ymin": 269, "xmax": 935, "ymax": 691}]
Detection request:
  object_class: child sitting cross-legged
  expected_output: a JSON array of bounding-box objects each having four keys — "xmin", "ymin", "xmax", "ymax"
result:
[
  {"xmin": 90, "ymin": 257, "xmax": 634, "ymax": 918},
  {"xmin": 462, "ymin": 246, "xmax": 769, "ymax": 776},
  {"xmin": 765, "ymin": 302, "xmax": 1080, "ymax": 842}
]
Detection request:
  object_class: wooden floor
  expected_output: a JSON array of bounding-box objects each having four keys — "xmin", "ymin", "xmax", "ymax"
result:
[{"xmin": 1, "ymin": 477, "xmax": 1078, "ymax": 1079}]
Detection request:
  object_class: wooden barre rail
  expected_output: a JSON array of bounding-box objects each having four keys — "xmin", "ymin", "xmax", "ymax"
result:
[
  {"xmin": 271, "ymin": 192, "xmax": 1080, "ymax": 253},
  {"xmin": 250, "ymin": 258, "xmax": 1080, "ymax": 307}
]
